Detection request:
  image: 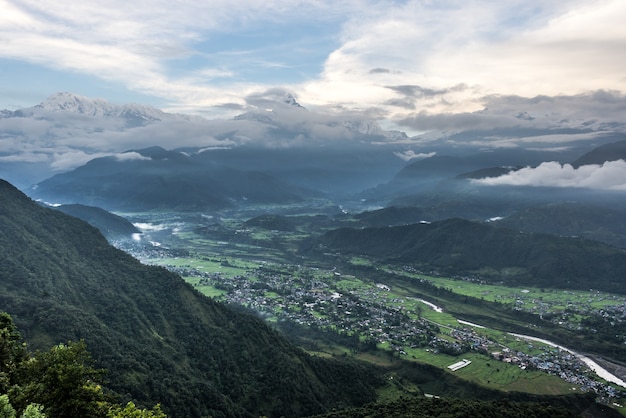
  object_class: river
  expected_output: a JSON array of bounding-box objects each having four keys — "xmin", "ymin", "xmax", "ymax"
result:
[
  {"xmin": 414, "ymin": 298, "xmax": 626, "ymax": 389},
  {"xmin": 508, "ymin": 333, "xmax": 626, "ymax": 389}
]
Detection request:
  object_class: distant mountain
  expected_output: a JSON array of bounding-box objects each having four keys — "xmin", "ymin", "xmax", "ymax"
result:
[
  {"xmin": 233, "ymin": 95, "xmax": 408, "ymax": 143},
  {"xmin": 25, "ymin": 91, "xmax": 198, "ymax": 124},
  {"xmin": 360, "ymin": 140, "xmax": 626, "ymax": 221},
  {"xmin": 29, "ymin": 146, "xmax": 307, "ymax": 211},
  {"xmin": 0, "ymin": 179, "xmax": 383, "ymax": 417},
  {"xmin": 456, "ymin": 166, "xmax": 523, "ymax": 179},
  {"xmin": 359, "ymin": 150, "xmax": 550, "ymax": 205},
  {"xmin": 353, "ymin": 206, "xmax": 432, "ymax": 227},
  {"xmin": 186, "ymin": 145, "xmax": 405, "ymax": 197},
  {"xmin": 572, "ymin": 139, "xmax": 626, "ymax": 167},
  {"xmin": 51, "ymin": 203, "xmax": 139, "ymax": 240},
  {"xmin": 493, "ymin": 202, "xmax": 626, "ymax": 249},
  {"xmin": 305, "ymin": 218, "xmax": 626, "ymax": 293}
]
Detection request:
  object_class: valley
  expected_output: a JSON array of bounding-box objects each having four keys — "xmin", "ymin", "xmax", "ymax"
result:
[{"xmin": 115, "ymin": 207, "xmax": 626, "ymax": 414}]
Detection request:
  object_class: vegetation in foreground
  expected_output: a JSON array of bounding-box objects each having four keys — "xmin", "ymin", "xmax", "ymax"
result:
[{"xmin": 0, "ymin": 312, "xmax": 165, "ymax": 418}]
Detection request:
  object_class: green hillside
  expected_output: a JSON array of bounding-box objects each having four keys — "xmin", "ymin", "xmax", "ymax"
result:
[
  {"xmin": 0, "ymin": 179, "xmax": 380, "ymax": 418},
  {"xmin": 307, "ymin": 218, "xmax": 626, "ymax": 293}
]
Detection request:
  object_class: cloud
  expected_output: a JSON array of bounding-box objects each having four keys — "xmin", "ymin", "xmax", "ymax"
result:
[
  {"xmin": 473, "ymin": 160, "xmax": 626, "ymax": 190},
  {"xmin": 50, "ymin": 150, "xmax": 110, "ymax": 171},
  {"xmin": 394, "ymin": 150, "xmax": 436, "ymax": 161},
  {"xmin": 113, "ymin": 152, "xmax": 151, "ymax": 162},
  {"xmin": 302, "ymin": 1, "xmax": 626, "ymax": 121},
  {"xmin": 0, "ymin": 152, "xmax": 49, "ymax": 163},
  {"xmin": 396, "ymin": 91, "xmax": 626, "ymax": 147},
  {"xmin": 369, "ymin": 68, "xmax": 391, "ymax": 74}
]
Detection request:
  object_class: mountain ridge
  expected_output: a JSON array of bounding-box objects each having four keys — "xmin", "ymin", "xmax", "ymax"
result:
[
  {"xmin": 306, "ymin": 218, "xmax": 626, "ymax": 293},
  {"xmin": 0, "ymin": 179, "xmax": 382, "ymax": 417}
]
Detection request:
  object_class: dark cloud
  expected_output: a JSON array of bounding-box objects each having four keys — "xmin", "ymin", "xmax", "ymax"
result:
[
  {"xmin": 384, "ymin": 98, "xmax": 415, "ymax": 109},
  {"xmin": 214, "ymin": 102, "xmax": 246, "ymax": 110},
  {"xmin": 386, "ymin": 84, "xmax": 468, "ymax": 98},
  {"xmin": 398, "ymin": 90, "xmax": 626, "ymax": 136},
  {"xmin": 369, "ymin": 68, "xmax": 391, "ymax": 74}
]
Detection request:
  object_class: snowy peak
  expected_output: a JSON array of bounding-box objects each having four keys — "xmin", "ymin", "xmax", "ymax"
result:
[
  {"xmin": 36, "ymin": 92, "xmax": 115, "ymax": 116},
  {"xmin": 34, "ymin": 92, "xmax": 168, "ymax": 122},
  {"xmin": 283, "ymin": 92, "xmax": 304, "ymax": 109},
  {"xmin": 341, "ymin": 119, "xmax": 409, "ymax": 141}
]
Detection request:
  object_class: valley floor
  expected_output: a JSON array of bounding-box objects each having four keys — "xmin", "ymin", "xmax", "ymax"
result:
[{"xmin": 114, "ymin": 209, "xmax": 626, "ymax": 416}]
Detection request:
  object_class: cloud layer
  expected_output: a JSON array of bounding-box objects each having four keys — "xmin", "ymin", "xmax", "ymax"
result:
[{"xmin": 474, "ymin": 160, "xmax": 626, "ymax": 190}]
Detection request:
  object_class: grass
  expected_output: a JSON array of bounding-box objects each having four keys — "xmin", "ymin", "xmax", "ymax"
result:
[{"xmin": 398, "ymin": 269, "xmax": 626, "ymax": 315}]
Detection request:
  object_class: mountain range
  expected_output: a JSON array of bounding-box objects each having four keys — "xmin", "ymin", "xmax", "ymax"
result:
[
  {"xmin": 29, "ymin": 146, "xmax": 308, "ymax": 211},
  {"xmin": 3, "ymin": 92, "xmax": 625, "ymax": 193}
]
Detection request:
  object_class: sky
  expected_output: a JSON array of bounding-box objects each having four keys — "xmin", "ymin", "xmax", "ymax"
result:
[
  {"xmin": 2, "ymin": 1, "xmax": 626, "ymax": 119},
  {"xmin": 2, "ymin": 0, "xmax": 626, "ymax": 189}
]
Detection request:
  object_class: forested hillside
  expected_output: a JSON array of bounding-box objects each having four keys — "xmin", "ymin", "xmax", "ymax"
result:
[
  {"xmin": 307, "ymin": 218, "xmax": 626, "ymax": 293},
  {"xmin": 0, "ymin": 179, "xmax": 380, "ymax": 418}
]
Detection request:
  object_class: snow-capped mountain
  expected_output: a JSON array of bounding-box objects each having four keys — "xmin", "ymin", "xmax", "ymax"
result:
[
  {"xmin": 234, "ymin": 92, "xmax": 409, "ymax": 141},
  {"xmin": 1, "ymin": 92, "xmax": 198, "ymax": 124}
]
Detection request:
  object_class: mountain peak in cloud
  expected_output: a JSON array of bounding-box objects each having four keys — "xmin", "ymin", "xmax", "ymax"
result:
[
  {"xmin": 35, "ymin": 92, "xmax": 168, "ymax": 122},
  {"xmin": 283, "ymin": 92, "xmax": 304, "ymax": 109},
  {"xmin": 37, "ymin": 92, "xmax": 118, "ymax": 116}
]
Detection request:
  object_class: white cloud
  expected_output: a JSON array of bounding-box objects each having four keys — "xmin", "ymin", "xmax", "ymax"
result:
[
  {"xmin": 113, "ymin": 152, "xmax": 151, "ymax": 162},
  {"xmin": 394, "ymin": 150, "xmax": 436, "ymax": 161},
  {"xmin": 473, "ymin": 160, "xmax": 626, "ymax": 190},
  {"xmin": 302, "ymin": 1, "xmax": 626, "ymax": 121},
  {"xmin": 49, "ymin": 150, "xmax": 110, "ymax": 171}
]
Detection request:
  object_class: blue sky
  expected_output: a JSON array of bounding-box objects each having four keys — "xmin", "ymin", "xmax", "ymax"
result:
[{"xmin": 2, "ymin": 0, "xmax": 625, "ymax": 122}]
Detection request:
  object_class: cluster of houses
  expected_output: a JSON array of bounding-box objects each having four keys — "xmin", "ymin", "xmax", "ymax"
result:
[
  {"xmin": 449, "ymin": 323, "xmax": 623, "ymax": 401},
  {"xmin": 162, "ymin": 261, "xmax": 623, "ymax": 402}
]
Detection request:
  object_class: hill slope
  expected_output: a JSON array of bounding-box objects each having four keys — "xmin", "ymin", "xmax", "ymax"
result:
[
  {"xmin": 307, "ymin": 218, "xmax": 626, "ymax": 293},
  {"xmin": 0, "ymin": 179, "xmax": 380, "ymax": 418},
  {"xmin": 494, "ymin": 202, "xmax": 626, "ymax": 249},
  {"xmin": 51, "ymin": 203, "xmax": 139, "ymax": 240}
]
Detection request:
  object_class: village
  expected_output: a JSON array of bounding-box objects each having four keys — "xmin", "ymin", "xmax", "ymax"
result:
[{"xmin": 166, "ymin": 261, "xmax": 624, "ymax": 403}]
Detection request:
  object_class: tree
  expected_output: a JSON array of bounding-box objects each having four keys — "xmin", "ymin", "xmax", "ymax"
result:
[
  {"xmin": 106, "ymin": 402, "xmax": 167, "ymax": 418},
  {"xmin": 0, "ymin": 313, "xmax": 27, "ymax": 394},
  {"xmin": 20, "ymin": 404, "xmax": 45, "ymax": 418},
  {"xmin": 0, "ymin": 395, "xmax": 45, "ymax": 418},
  {"xmin": 12, "ymin": 341, "xmax": 106, "ymax": 418},
  {"xmin": 0, "ymin": 313, "xmax": 166, "ymax": 418},
  {"xmin": 0, "ymin": 395, "xmax": 16, "ymax": 418}
]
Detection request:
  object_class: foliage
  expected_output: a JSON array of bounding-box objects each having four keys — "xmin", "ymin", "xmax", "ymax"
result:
[
  {"xmin": 0, "ymin": 395, "xmax": 16, "ymax": 418},
  {"xmin": 106, "ymin": 402, "xmax": 166, "ymax": 418},
  {"xmin": 1, "ymin": 313, "xmax": 107, "ymax": 417},
  {"xmin": 11, "ymin": 341, "xmax": 106, "ymax": 418},
  {"xmin": 0, "ymin": 313, "xmax": 27, "ymax": 394},
  {"xmin": 311, "ymin": 396, "xmax": 586, "ymax": 418},
  {"xmin": 19, "ymin": 404, "xmax": 45, "ymax": 418}
]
